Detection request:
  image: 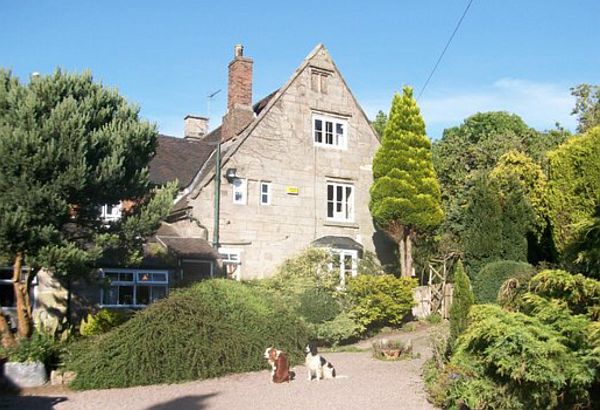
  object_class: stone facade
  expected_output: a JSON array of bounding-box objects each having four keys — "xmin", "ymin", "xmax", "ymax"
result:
[{"xmin": 178, "ymin": 44, "xmax": 383, "ymax": 280}]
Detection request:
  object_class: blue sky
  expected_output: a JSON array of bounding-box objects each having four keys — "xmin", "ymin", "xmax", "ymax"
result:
[{"xmin": 2, "ymin": 1, "xmax": 599, "ymax": 139}]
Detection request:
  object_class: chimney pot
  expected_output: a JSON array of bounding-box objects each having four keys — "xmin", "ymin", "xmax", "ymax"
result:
[{"xmin": 234, "ymin": 44, "xmax": 244, "ymax": 58}]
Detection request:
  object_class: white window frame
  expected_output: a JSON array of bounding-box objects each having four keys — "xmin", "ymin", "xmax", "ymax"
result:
[
  {"xmin": 259, "ymin": 181, "xmax": 271, "ymax": 205},
  {"xmin": 328, "ymin": 249, "xmax": 358, "ymax": 289},
  {"xmin": 232, "ymin": 178, "xmax": 247, "ymax": 205},
  {"xmin": 326, "ymin": 182, "xmax": 354, "ymax": 222},
  {"xmin": 218, "ymin": 248, "xmax": 242, "ymax": 281},
  {"xmin": 100, "ymin": 203, "xmax": 122, "ymax": 222},
  {"xmin": 312, "ymin": 114, "xmax": 348, "ymax": 149},
  {"xmin": 100, "ymin": 268, "xmax": 169, "ymax": 308}
]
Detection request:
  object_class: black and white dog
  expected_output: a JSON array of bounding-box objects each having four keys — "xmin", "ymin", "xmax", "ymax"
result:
[{"xmin": 304, "ymin": 342, "xmax": 336, "ymax": 381}]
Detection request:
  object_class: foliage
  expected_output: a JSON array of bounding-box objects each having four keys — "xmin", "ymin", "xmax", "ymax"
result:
[
  {"xmin": 79, "ymin": 309, "xmax": 131, "ymax": 337},
  {"xmin": 67, "ymin": 279, "xmax": 310, "ymax": 389},
  {"xmin": 571, "ymin": 84, "xmax": 600, "ymax": 133},
  {"xmin": 0, "ymin": 69, "xmax": 174, "ymax": 341},
  {"xmin": 307, "ymin": 311, "xmax": 365, "ymax": 347},
  {"xmin": 565, "ymin": 203, "xmax": 600, "ymax": 279},
  {"xmin": 296, "ymin": 288, "xmax": 341, "ymax": 325},
  {"xmin": 0, "ymin": 331, "xmax": 59, "ymax": 365},
  {"xmin": 369, "ymin": 87, "xmax": 443, "ymax": 276},
  {"xmin": 489, "ymin": 150, "xmax": 548, "ymax": 238},
  {"xmin": 463, "ymin": 175, "xmax": 533, "ymax": 276},
  {"xmin": 432, "ymin": 112, "xmax": 567, "ymax": 256},
  {"xmin": 357, "ymin": 250, "xmax": 385, "ymax": 276},
  {"xmin": 371, "ymin": 110, "xmax": 387, "ymax": 137},
  {"xmin": 546, "ymin": 126, "xmax": 600, "ymax": 257},
  {"xmin": 449, "ymin": 260, "xmax": 474, "ymax": 343},
  {"xmin": 473, "ymin": 260, "xmax": 535, "ymax": 304},
  {"xmin": 528, "ymin": 269, "xmax": 600, "ymax": 320},
  {"xmin": 345, "ymin": 274, "xmax": 416, "ymax": 329}
]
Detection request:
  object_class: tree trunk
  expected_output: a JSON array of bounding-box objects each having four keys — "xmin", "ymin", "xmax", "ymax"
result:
[
  {"xmin": 13, "ymin": 252, "xmax": 32, "ymax": 339},
  {"xmin": 399, "ymin": 238, "xmax": 407, "ymax": 278},
  {"xmin": 405, "ymin": 233, "xmax": 413, "ymax": 278},
  {"xmin": 0, "ymin": 312, "xmax": 16, "ymax": 349}
]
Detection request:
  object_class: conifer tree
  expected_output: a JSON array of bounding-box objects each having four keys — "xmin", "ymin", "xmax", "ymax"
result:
[
  {"xmin": 449, "ymin": 260, "xmax": 474, "ymax": 343},
  {"xmin": 0, "ymin": 69, "xmax": 174, "ymax": 346},
  {"xmin": 369, "ymin": 87, "xmax": 443, "ymax": 277}
]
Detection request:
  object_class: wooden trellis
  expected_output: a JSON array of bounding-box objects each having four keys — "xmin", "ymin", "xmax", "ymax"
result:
[{"xmin": 427, "ymin": 253, "xmax": 458, "ymax": 319}]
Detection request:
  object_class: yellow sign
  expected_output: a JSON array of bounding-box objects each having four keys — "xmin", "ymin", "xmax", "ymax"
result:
[{"xmin": 286, "ymin": 186, "xmax": 299, "ymax": 195}]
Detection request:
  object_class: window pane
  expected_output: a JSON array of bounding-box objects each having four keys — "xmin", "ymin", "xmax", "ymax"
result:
[
  {"xmin": 336, "ymin": 186, "xmax": 343, "ymax": 201},
  {"xmin": 118, "ymin": 286, "xmax": 134, "ymax": 305},
  {"xmin": 137, "ymin": 286, "xmax": 150, "ymax": 305},
  {"xmin": 327, "ymin": 184, "xmax": 334, "ymax": 201},
  {"xmin": 106, "ymin": 272, "xmax": 119, "ymax": 281},
  {"xmin": 138, "ymin": 272, "xmax": 151, "ymax": 282},
  {"xmin": 327, "ymin": 201, "xmax": 334, "ymax": 218},
  {"xmin": 336, "ymin": 123, "xmax": 344, "ymax": 146},
  {"xmin": 103, "ymin": 286, "xmax": 118, "ymax": 305},
  {"xmin": 121, "ymin": 272, "xmax": 134, "ymax": 282},
  {"xmin": 325, "ymin": 122, "xmax": 333, "ymax": 144},
  {"xmin": 314, "ymin": 119, "xmax": 322, "ymax": 143},
  {"xmin": 152, "ymin": 273, "xmax": 167, "ymax": 282},
  {"xmin": 0, "ymin": 284, "xmax": 15, "ymax": 307},
  {"xmin": 151, "ymin": 286, "xmax": 167, "ymax": 303}
]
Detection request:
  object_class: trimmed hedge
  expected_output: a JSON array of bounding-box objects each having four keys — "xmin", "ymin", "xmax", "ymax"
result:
[
  {"xmin": 473, "ymin": 260, "xmax": 535, "ymax": 303},
  {"xmin": 67, "ymin": 279, "xmax": 309, "ymax": 389}
]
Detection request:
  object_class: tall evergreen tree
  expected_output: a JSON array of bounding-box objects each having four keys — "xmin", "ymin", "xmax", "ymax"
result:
[
  {"xmin": 449, "ymin": 260, "xmax": 473, "ymax": 344},
  {"xmin": 369, "ymin": 87, "xmax": 443, "ymax": 277},
  {"xmin": 372, "ymin": 110, "xmax": 388, "ymax": 137},
  {"xmin": 0, "ymin": 69, "xmax": 174, "ymax": 346}
]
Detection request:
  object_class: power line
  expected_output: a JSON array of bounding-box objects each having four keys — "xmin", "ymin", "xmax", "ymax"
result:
[{"xmin": 417, "ymin": 0, "xmax": 474, "ymax": 101}]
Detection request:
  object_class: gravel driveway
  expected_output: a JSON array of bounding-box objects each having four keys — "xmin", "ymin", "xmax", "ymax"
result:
[{"xmin": 2, "ymin": 325, "xmax": 439, "ymax": 410}]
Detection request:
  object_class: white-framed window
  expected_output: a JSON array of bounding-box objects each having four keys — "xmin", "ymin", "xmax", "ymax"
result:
[
  {"xmin": 100, "ymin": 203, "xmax": 122, "ymax": 222},
  {"xmin": 331, "ymin": 249, "xmax": 358, "ymax": 289},
  {"xmin": 327, "ymin": 182, "xmax": 354, "ymax": 222},
  {"xmin": 260, "ymin": 181, "xmax": 271, "ymax": 205},
  {"xmin": 100, "ymin": 268, "xmax": 169, "ymax": 307},
  {"xmin": 313, "ymin": 114, "xmax": 347, "ymax": 149},
  {"xmin": 218, "ymin": 248, "xmax": 241, "ymax": 281},
  {"xmin": 232, "ymin": 178, "xmax": 247, "ymax": 205}
]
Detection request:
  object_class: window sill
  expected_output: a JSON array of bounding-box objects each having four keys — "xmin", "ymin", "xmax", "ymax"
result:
[{"xmin": 324, "ymin": 221, "xmax": 360, "ymax": 229}]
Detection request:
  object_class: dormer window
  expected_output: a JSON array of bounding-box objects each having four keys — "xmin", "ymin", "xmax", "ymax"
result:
[{"xmin": 313, "ymin": 114, "xmax": 347, "ymax": 149}]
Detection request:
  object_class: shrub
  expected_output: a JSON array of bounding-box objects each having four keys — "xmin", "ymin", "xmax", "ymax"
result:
[
  {"xmin": 296, "ymin": 288, "xmax": 341, "ymax": 324},
  {"xmin": 307, "ymin": 311, "xmax": 364, "ymax": 346},
  {"xmin": 449, "ymin": 260, "xmax": 474, "ymax": 343},
  {"xmin": 473, "ymin": 260, "xmax": 535, "ymax": 303},
  {"xmin": 345, "ymin": 274, "xmax": 416, "ymax": 329},
  {"xmin": 67, "ymin": 279, "xmax": 309, "ymax": 389},
  {"xmin": 79, "ymin": 309, "xmax": 131, "ymax": 337},
  {"xmin": 1, "ymin": 331, "xmax": 59, "ymax": 366}
]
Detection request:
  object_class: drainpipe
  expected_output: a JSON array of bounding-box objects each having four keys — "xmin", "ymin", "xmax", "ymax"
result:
[{"xmin": 212, "ymin": 141, "xmax": 221, "ymax": 250}]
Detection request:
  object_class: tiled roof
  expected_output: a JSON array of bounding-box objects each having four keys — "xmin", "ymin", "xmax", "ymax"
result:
[
  {"xmin": 156, "ymin": 236, "xmax": 218, "ymax": 259},
  {"xmin": 148, "ymin": 131, "xmax": 219, "ymax": 188}
]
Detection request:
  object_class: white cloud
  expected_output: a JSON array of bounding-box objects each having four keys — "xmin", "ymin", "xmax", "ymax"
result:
[{"xmin": 362, "ymin": 78, "xmax": 577, "ymax": 139}]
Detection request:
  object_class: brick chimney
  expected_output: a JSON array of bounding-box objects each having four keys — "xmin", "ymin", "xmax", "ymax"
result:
[
  {"xmin": 221, "ymin": 44, "xmax": 254, "ymax": 141},
  {"xmin": 184, "ymin": 115, "xmax": 209, "ymax": 140}
]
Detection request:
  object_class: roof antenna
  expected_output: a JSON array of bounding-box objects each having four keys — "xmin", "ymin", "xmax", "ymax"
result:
[{"xmin": 207, "ymin": 89, "xmax": 222, "ymax": 130}]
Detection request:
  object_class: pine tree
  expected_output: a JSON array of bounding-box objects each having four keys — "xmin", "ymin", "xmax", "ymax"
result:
[
  {"xmin": 449, "ymin": 260, "xmax": 474, "ymax": 343},
  {"xmin": 0, "ymin": 69, "xmax": 174, "ymax": 346},
  {"xmin": 369, "ymin": 87, "xmax": 443, "ymax": 277}
]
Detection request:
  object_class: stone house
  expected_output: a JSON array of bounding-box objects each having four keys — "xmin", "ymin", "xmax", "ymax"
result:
[
  {"xmin": 1, "ymin": 44, "xmax": 390, "ymax": 324},
  {"xmin": 156, "ymin": 43, "xmax": 387, "ymax": 283}
]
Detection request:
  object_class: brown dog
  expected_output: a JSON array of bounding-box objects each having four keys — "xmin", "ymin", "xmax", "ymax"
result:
[{"xmin": 263, "ymin": 347, "xmax": 292, "ymax": 383}]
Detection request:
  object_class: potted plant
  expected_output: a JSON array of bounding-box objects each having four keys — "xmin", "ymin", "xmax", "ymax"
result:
[{"xmin": 1, "ymin": 332, "xmax": 55, "ymax": 388}]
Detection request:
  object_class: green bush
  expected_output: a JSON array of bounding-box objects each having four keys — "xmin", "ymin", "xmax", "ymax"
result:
[
  {"xmin": 296, "ymin": 288, "xmax": 341, "ymax": 324},
  {"xmin": 79, "ymin": 309, "xmax": 131, "ymax": 337},
  {"xmin": 66, "ymin": 279, "xmax": 310, "ymax": 390},
  {"xmin": 449, "ymin": 260, "xmax": 474, "ymax": 343},
  {"xmin": 345, "ymin": 274, "xmax": 416, "ymax": 329},
  {"xmin": 307, "ymin": 311, "xmax": 364, "ymax": 346},
  {"xmin": 1, "ymin": 332, "xmax": 59, "ymax": 366},
  {"xmin": 473, "ymin": 260, "xmax": 535, "ymax": 303},
  {"xmin": 449, "ymin": 304, "xmax": 596, "ymax": 409}
]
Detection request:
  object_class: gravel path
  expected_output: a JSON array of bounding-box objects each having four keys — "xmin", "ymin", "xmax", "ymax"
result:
[{"xmin": 2, "ymin": 325, "xmax": 439, "ymax": 410}]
